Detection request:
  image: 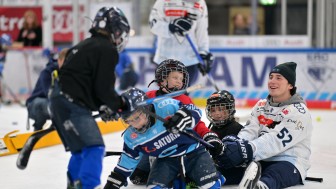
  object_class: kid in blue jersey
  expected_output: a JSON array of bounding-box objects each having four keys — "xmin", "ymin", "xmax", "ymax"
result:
[{"xmin": 103, "ymin": 88, "xmax": 224, "ymax": 189}]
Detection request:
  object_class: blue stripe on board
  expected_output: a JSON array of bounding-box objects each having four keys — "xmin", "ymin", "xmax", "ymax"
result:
[
  {"xmin": 318, "ymin": 92, "xmax": 329, "ymax": 101},
  {"xmin": 306, "ymin": 92, "xmax": 317, "ymax": 100},
  {"xmin": 204, "ymin": 90, "xmax": 213, "ymax": 98},
  {"xmin": 248, "ymin": 91, "xmax": 259, "ymax": 99},
  {"xmin": 237, "ymin": 91, "xmax": 247, "ymax": 99},
  {"xmin": 260, "ymin": 91, "xmax": 269, "ymax": 99},
  {"xmin": 189, "ymin": 89, "xmax": 334, "ymax": 101},
  {"xmin": 190, "ymin": 90, "xmax": 202, "ymax": 98},
  {"xmin": 331, "ymin": 93, "xmax": 336, "ymax": 101},
  {"xmin": 125, "ymin": 48, "xmax": 336, "ymax": 53}
]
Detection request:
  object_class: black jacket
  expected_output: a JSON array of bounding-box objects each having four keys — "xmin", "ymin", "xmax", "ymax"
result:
[
  {"xmin": 26, "ymin": 61, "xmax": 58, "ymax": 105},
  {"xmin": 59, "ymin": 34, "xmax": 123, "ymax": 111},
  {"xmin": 209, "ymin": 120, "xmax": 243, "ymax": 139}
]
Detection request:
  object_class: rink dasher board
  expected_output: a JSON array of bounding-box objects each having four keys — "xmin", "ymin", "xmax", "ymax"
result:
[{"xmin": 0, "ymin": 120, "xmax": 125, "ymax": 157}]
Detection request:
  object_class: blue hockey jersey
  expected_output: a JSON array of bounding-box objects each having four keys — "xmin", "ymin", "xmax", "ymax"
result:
[{"xmin": 113, "ymin": 98, "xmax": 203, "ymax": 178}]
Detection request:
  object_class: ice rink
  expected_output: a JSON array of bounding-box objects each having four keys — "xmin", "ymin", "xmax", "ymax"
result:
[{"xmin": 0, "ymin": 104, "xmax": 335, "ymax": 189}]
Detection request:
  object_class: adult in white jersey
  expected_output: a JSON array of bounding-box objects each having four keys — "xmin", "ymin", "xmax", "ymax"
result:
[
  {"xmin": 216, "ymin": 62, "xmax": 313, "ymax": 189},
  {"xmin": 149, "ymin": 0, "xmax": 213, "ymax": 86}
]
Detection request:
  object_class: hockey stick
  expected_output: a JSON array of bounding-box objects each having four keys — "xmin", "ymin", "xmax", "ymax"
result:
[
  {"xmin": 105, "ymin": 151, "xmax": 122, "ymax": 157},
  {"xmin": 141, "ymin": 108, "xmax": 213, "ymax": 148},
  {"xmin": 16, "ymin": 113, "xmax": 101, "ymax": 170},
  {"xmin": 305, "ymin": 176, "xmax": 323, "ymax": 183},
  {"xmin": 16, "ymin": 125, "xmax": 55, "ymax": 170},
  {"xmin": 185, "ymin": 34, "xmax": 219, "ymax": 91},
  {"xmin": 136, "ymin": 84, "xmax": 203, "ymax": 107}
]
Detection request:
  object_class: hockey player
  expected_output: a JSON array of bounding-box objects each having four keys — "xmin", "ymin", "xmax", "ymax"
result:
[
  {"xmin": 103, "ymin": 88, "xmax": 223, "ymax": 189},
  {"xmin": 49, "ymin": 7, "xmax": 130, "ymax": 189},
  {"xmin": 129, "ymin": 59, "xmax": 224, "ymax": 185},
  {"xmin": 216, "ymin": 62, "xmax": 313, "ymax": 189},
  {"xmin": 149, "ymin": 0, "xmax": 214, "ymax": 86},
  {"xmin": 205, "ymin": 90, "xmax": 245, "ymax": 185},
  {"xmin": 26, "ymin": 48, "xmax": 68, "ymax": 131}
]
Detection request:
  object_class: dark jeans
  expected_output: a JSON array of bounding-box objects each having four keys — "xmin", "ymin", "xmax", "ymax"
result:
[
  {"xmin": 259, "ymin": 161, "xmax": 302, "ymax": 189},
  {"xmin": 49, "ymin": 89, "xmax": 104, "ymax": 152},
  {"xmin": 27, "ymin": 97, "xmax": 50, "ymax": 130}
]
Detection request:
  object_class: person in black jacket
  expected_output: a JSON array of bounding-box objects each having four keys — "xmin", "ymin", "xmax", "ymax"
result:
[
  {"xmin": 16, "ymin": 10, "xmax": 42, "ymax": 47},
  {"xmin": 26, "ymin": 48, "xmax": 68, "ymax": 131},
  {"xmin": 48, "ymin": 7, "xmax": 130, "ymax": 189},
  {"xmin": 205, "ymin": 90, "xmax": 246, "ymax": 185}
]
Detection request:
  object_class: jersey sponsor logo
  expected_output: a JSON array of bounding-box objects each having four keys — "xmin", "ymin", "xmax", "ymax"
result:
[
  {"xmin": 257, "ymin": 100, "xmax": 267, "ymax": 106},
  {"xmin": 294, "ymin": 121, "xmax": 304, "ymax": 130},
  {"xmin": 153, "ymin": 133, "xmax": 180, "ymax": 149},
  {"xmin": 158, "ymin": 99, "xmax": 178, "ymax": 108},
  {"xmin": 258, "ymin": 115, "xmax": 274, "ymax": 126},
  {"xmin": 142, "ymin": 146, "xmax": 156, "ymax": 153},
  {"xmin": 165, "ymin": 10, "xmax": 186, "ymax": 17},
  {"xmin": 131, "ymin": 132, "xmax": 138, "ymax": 139},
  {"xmin": 258, "ymin": 115, "xmax": 280, "ymax": 129},
  {"xmin": 282, "ymin": 109, "xmax": 289, "ymax": 115},
  {"xmin": 293, "ymin": 103, "xmax": 306, "ymax": 114}
]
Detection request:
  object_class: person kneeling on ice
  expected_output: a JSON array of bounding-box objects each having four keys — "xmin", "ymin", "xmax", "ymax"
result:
[
  {"xmin": 215, "ymin": 62, "xmax": 313, "ymax": 189},
  {"xmin": 104, "ymin": 88, "xmax": 224, "ymax": 189},
  {"xmin": 129, "ymin": 59, "xmax": 224, "ymax": 186}
]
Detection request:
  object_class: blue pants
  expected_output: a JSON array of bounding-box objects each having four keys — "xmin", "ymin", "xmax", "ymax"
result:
[
  {"xmin": 27, "ymin": 97, "xmax": 50, "ymax": 130},
  {"xmin": 259, "ymin": 161, "xmax": 302, "ymax": 189}
]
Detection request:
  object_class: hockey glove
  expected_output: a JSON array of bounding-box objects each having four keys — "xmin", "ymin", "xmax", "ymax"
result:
[
  {"xmin": 104, "ymin": 171, "xmax": 128, "ymax": 189},
  {"xmin": 216, "ymin": 139, "xmax": 253, "ymax": 169},
  {"xmin": 163, "ymin": 107, "xmax": 193, "ymax": 134},
  {"xmin": 198, "ymin": 51, "xmax": 214, "ymax": 75},
  {"xmin": 169, "ymin": 17, "xmax": 193, "ymax": 36},
  {"xmin": 99, "ymin": 105, "xmax": 120, "ymax": 122},
  {"xmin": 222, "ymin": 135, "xmax": 240, "ymax": 143},
  {"xmin": 203, "ymin": 132, "xmax": 225, "ymax": 157}
]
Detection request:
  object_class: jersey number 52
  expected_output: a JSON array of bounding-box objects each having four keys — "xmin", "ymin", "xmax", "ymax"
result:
[{"xmin": 277, "ymin": 128, "xmax": 292, "ymax": 147}]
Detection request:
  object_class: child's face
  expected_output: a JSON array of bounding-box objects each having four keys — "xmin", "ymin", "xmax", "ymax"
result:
[
  {"xmin": 162, "ymin": 71, "xmax": 184, "ymax": 90},
  {"xmin": 124, "ymin": 111, "xmax": 148, "ymax": 130},
  {"xmin": 209, "ymin": 105, "xmax": 229, "ymax": 121}
]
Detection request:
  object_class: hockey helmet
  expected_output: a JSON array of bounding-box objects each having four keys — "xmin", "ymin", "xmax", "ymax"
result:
[
  {"xmin": 151, "ymin": 59, "xmax": 189, "ymax": 92},
  {"xmin": 91, "ymin": 7, "xmax": 130, "ymax": 52},
  {"xmin": 206, "ymin": 90, "xmax": 236, "ymax": 127},
  {"xmin": 0, "ymin": 33, "xmax": 12, "ymax": 47},
  {"xmin": 120, "ymin": 88, "xmax": 151, "ymax": 133}
]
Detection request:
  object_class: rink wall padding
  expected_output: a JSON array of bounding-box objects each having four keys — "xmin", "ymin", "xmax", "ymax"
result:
[
  {"xmin": 0, "ymin": 120, "xmax": 125, "ymax": 157},
  {"xmin": 193, "ymin": 98, "xmax": 336, "ymax": 110},
  {"xmin": 3, "ymin": 48, "xmax": 336, "ymax": 110}
]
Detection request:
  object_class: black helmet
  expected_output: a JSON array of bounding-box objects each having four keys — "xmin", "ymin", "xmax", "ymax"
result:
[
  {"xmin": 206, "ymin": 90, "xmax": 236, "ymax": 127},
  {"xmin": 91, "ymin": 7, "xmax": 130, "ymax": 52},
  {"xmin": 120, "ymin": 88, "xmax": 151, "ymax": 133},
  {"xmin": 149, "ymin": 59, "xmax": 189, "ymax": 92}
]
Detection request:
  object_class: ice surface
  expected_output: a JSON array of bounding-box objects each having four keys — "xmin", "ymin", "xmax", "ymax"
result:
[{"xmin": 0, "ymin": 104, "xmax": 335, "ymax": 189}]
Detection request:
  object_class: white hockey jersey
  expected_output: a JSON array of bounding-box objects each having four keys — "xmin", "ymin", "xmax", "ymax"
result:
[
  {"xmin": 149, "ymin": 0, "xmax": 209, "ymax": 66},
  {"xmin": 238, "ymin": 94, "xmax": 312, "ymax": 182}
]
